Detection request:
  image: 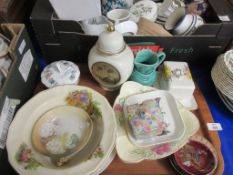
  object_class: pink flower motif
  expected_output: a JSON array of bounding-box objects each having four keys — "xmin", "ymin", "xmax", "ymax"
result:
[
  {"xmin": 156, "ymin": 122, "xmax": 166, "ymax": 134},
  {"xmin": 144, "ymin": 124, "xmax": 152, "ymax": 133},
  {"xmin": 20, "ymin": 148, "xmax": 31, "ymax": 162},
  {"xmin": 151, "ymin": 144, "xmax": 171, "ymax": 155},
  {"xmin": 114, "ymin": 104, "xmax": 123, "ymax": 112},
  {"xmin": 95, "ymin": 146, "xmax": 102, "ymax": 153}
]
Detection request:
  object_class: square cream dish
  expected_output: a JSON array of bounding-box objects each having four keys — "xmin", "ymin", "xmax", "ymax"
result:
[{"xmin": 123, "ymin": 90, "xmax": 185, "ymax": 147}]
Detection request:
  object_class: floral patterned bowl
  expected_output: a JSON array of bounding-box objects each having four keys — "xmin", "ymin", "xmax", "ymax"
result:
[
  {"xmin": 123, "ymin": 90, "xmax": 185, "ymax": 147},
  {"xmin": 7, "ymin": 85, "xmax": 117, "ymax": 175},
  {"xmin": 113, "ymin": 81, "xmax": 200, "ymax": 163},
  {"xmin": 31, "ymin": 106, "xmax": 93, "ymax": 166}
]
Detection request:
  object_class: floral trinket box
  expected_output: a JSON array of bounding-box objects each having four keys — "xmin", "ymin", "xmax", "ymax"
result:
[{"xmin": 160, "ymin": 61, "xmax": 197, "ymax": 110}]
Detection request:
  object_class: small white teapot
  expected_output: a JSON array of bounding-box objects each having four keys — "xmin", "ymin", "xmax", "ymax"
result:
[{"xmin": 88, "ymin": 25, "xmax": 134, "ymax": 91}]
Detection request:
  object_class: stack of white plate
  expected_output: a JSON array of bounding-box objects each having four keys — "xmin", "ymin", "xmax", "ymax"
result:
[
  {"xmin": 6, "ymin": 85, "xmax": 117, "ymax": 175},
  {"xmin": 211, "ymin": 50, "xmax": 233, "ymax": 112}
]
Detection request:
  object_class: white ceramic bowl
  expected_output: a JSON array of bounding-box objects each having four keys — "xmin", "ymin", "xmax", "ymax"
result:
[
  {"xmin": 173, "ymin": 14, "xmax": 194, "ymax": 35},
  {"xmin": 165, "ymin": 7, "xmax": 204, "ymax": 35},
  {"xmin": 107, "ymin": 9, "xmax": 130, "ymax": 24},
  {"xmin": 115, "ymin": 20, "xmax": 138, "ymax": 35},
  {"xmin": 157, "ymin": 0, "xmax": 184, "ymax": 21},
  {"xmin": 193, "ymin": 15, "xmax": 204, "ymax": 32},
  {"xmin": 81, "ymin": 16, "xmax": 108, "ymax": 35},
  {"xmin": 31, "ymin": 106, "xmax": 93, "ymax": 165},
  {"xmin": 164, "ymin": 7, "xmax": 186, "ymax": 31},
  {"xmin": 174, "ymin": 14, "xmax": 204, "ymax": 35}
]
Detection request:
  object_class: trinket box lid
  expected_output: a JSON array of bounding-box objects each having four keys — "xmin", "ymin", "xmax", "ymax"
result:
[
  {"xmin": 161, "ymin": 61, "xmax": 195, "ymax": 99},
  {"xmin": 41, "ymin": 60, "xmax": 80, "ymax": 88}
]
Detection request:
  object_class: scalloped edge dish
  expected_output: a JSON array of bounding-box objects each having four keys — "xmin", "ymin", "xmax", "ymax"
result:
[{"xmin": 113, "ymin": 81, "xmax": 200, "ymax": 163}]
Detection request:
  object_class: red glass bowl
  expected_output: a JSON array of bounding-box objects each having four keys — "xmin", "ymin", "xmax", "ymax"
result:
[{"xmin": 173, "ymin": 135, "xmax": 218, "ymax": 175}]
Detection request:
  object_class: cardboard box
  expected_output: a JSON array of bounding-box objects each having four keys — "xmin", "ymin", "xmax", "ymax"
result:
[
  {"xmin": 30, "ymin": 0, "xmax": 233, "ymax": 64},
  {"xmin": 0, "ymin": 0, "xmax": 36, "ymax": 22},
  {"xmin": 0, "ymin": 23, "xmax": 39, "ymax": 174}
]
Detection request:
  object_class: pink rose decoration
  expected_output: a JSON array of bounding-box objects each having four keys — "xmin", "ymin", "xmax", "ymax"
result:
[
  {"xmin": 20, "ymin": 149, "xmax": 31, "ymax": 162},
  {"xmin": 151, "ymin": 144, "xmax": 171, "ymax": 155},
  {"xmin": 114, "ymin": 104, "xmax": 123, "ymax": 112}
]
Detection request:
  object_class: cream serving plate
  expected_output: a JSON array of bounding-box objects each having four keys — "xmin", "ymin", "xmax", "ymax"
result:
[
  {"xmin": 7, "ymin": 85, "xmax": 117, "ymax": 175},
  {"xmin": 113, "ymin": 81, "xmax": 200, "ymax": 163}
]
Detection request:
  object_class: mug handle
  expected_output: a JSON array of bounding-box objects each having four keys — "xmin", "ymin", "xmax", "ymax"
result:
[{"xmin": 156, "ymin": 52, "xmax": 166, "ymax": 65}]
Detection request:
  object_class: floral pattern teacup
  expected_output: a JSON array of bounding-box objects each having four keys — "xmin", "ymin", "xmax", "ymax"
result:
[{"xmin": 101, "ymin": 0, "xmax": 130, "ymax": 15}]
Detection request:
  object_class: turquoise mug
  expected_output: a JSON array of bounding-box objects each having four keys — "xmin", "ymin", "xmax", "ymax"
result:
[{"xmin": 134, "ymin": 49, "xmax": 166, "ymax": 74}]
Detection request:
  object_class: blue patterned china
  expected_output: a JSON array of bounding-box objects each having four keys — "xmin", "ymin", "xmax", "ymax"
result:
[{"xmin": 101, "ymin": 0, "xmax": 129, "ymax": 15}]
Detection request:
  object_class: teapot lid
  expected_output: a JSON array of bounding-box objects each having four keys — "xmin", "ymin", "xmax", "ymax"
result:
[{"xmin": 97, "ymin": 25, "xmax": 126, "ymax": 54}]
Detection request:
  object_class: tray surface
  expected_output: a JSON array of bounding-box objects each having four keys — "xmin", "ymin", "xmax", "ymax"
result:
[{"xmin": 33, "ymin": 64, "xmax": 224, "ymax": 175}]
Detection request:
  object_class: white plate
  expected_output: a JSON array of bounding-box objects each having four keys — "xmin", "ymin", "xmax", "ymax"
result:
[
  {"xmin": 123, "ymin": 90, "xmax": 185, "ymax": 147},
  {"xmin": 216, "ymin": 88, "xmax": 233, "ymax": 113},
  {"xmin": 90, "ymin": 149, "xmax": 116, "ymax": 175},
  {"xmin": 130, "ymin": 0, "xmax": 158, "ymax": 22},
  {"xmin": 7, "ymin": 85, "xmax": 117, "ymax": 175},
  {"xmin": 114, "ymin": 81, "xmax": 200, "ymax": 163},
  {"xmin": 211, "ymin": 54, "xmax": 233, "ymax": 100},
  {"xmin": 224, "ymin": 50, "xmax": 233, "ymax": 73}
]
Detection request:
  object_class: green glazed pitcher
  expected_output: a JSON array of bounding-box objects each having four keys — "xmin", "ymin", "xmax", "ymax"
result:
[
  {"xmin": 130, "ymin": 49, "xmax": 166, "ymax": 86},
  {"xmin": 134, "ymin": 49, "xmax": 166, "ymax": 74}
]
